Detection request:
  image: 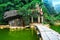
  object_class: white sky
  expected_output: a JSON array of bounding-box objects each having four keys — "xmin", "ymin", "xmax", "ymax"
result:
[{"xmin": 52, "ymin": 0, "xmax": 60, "ymax": 7}]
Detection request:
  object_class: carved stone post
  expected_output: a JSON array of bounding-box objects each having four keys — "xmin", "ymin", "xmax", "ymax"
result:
[
  {"xmin": 38, "ymin": 15, "xmax": 40, "ymax": 23},
  {"xmin": 31, "ymin": 16, "xmax": 33, "ymax": 23},
  {"xmin": 41, "ymin": 16, "xmax": 43, "ymax": 23}
]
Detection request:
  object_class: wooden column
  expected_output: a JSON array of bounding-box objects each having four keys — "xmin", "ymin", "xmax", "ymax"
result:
[
  {"xmin": 38, "ymin": 15, "xmax": 40, "ymax": 23},
  {"xmin": 41, "ymin": 16, "xmax": 43, "ymax": 23},
  {"xmin": 31, "ymin": 16, "xmax": 33, "ymax": 23}
]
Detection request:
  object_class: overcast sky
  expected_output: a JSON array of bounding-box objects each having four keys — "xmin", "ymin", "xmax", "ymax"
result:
[{"xmin": 52, "ymin": 0, "xmax": 60, "ymax": 7}]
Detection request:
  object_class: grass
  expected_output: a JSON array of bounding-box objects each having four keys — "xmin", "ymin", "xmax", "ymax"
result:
[
  {"xmin": 0, "ymin": 28, "xmax": 39, "ymax": 40},
  {"xmin": 50, "ymin": 25, "xmax": 60, "ymax": 34}
]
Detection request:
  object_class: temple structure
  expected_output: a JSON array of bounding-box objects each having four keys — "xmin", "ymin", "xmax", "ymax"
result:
[{"xmin": 3, "ymin": 4, "xmax": 43, "ymax": 26}]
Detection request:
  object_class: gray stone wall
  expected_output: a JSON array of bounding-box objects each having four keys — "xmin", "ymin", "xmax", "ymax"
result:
[{"xmin": 9, "ymin": 19, "xmax": 23, "ymax": 26}]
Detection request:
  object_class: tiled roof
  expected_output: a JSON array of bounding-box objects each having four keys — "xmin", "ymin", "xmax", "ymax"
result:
[{"xmin": 4, "ymin": 10, "xmax": 19, "ymax": 19}]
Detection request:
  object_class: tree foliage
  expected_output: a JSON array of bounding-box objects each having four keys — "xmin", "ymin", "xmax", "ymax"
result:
[
  {"xmin": 0, "ymin": 0, "xmax": 33, "ymax": 24},
  {"xmin": 42, "ymin": 5, "xmax": 60, "ymax": 25}
]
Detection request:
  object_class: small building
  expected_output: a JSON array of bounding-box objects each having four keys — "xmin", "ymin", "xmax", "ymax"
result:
[
  {"xmin": 3, "ymin": 6, "xmax": 43, "ymax": 26},
  {"xmin": 4, "ymin": 10, "xmax": 23, "ymax": 26}
]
